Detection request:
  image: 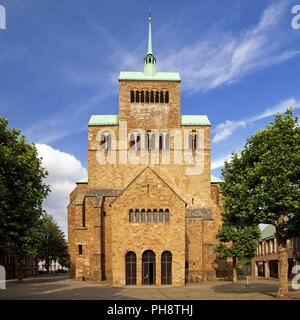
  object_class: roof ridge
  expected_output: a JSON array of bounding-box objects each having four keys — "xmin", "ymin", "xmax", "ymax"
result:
[{"xmin": 110, "ymin": 166, "xmax": 187, "ymax": 207}]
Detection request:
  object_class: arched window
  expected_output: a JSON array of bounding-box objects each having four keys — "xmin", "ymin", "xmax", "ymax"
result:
[
  {"xmin": 189, "ymin": 130, "xmax": 198, "ymax": 151},
  {"xmin": 130, "ymin": 90, "xmax": 135, "ymax": 103},
  {"xmin": 160, "ymin": 131, "xmax": 170, "ymax": 150},
  {"xmin": 146, "ymin": 131, "xmax": 151, "ymax": 150},
  {"xmin": 141, "ymin": 91, "xmax": 145, "ymax": 103},
  {"xmin": 155, "ymin": 91, "xmax": 159, "ymax": 103},
  {"xmin": 129, "ymin": 131, "xmax": 141, "ymax": 150},
  {"xmin": 159, "ymin": 135, "xmax": 163, "ymax": 150},
  {"xmin": 136, "ymin": 90, "xmax": 140, "ymax": 103},
  {"xmin": 165, "ymin": 209, "xmax": 169, "ymax": 222},
  {"xmin": 147, "ymin": 209, "xmax": 152, "ymax": 222},
  {"xmin": 159, "ymin": 209, "xmax": 164, "ymax": 222},
  {"xmin": 129, "ymin": 209, "xmax": 134, "ymax": 222},
  {"xmin": 146, "ymin": 91, "xmax": 150, "ymax": 103},
  {"xmin": 135, "ymin": 209, "xmax": 140, "ymax": 222},
  {"xmin": 141, "ymin": 209, "xmax": 146, "ymax": 222},
  {"xmin": 142, "ymin": 250, "xmax": 156, "ymax": 285},
  {"xmin": 165, "ymin": 91, "xmax": 169, "ymax": 103},
  {"xmin": 150, "ymin": 91, "xmax": 154, "ymax": 103},
  {"xmin": 160, "ymin": 91, "xmax": 164, "ymax": 103},
  {"xmin": 126, "ymin": 252, "xmax": 136, "ymax": 285},
  {"xmin": 153, "ymin": 209, "xmax": 158, "ymax": 222},
  {"xmin": 161, "ymin": 251, "xmax": 172, "ymax": 285},
  {"xmin": 100, "ymin": 132, "xmax": 112, "ymax": 150}
]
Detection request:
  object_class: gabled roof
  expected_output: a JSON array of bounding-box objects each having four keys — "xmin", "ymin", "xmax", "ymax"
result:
[
  {"xmin": 110, "ymin": 166, "xmax": 187, "ymax": 207},
  {"xmin": 260, "ymin": 224, "xmax": 276, "ymax": 240}
]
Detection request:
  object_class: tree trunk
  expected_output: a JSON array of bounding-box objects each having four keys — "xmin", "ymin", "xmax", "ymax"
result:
[
  {"xmin": 277, "ymin": 236, "xmax": 289, "ymax": 299},
  {"xmin": 232, "ymin": 257, "xmax": 238, "ymax": 283},
  {"xmin": 45, "ymin": 259, "xmax": 50, "ymax": 274},
  {"xmin": 17, "ymin": 259, "xmax": 23, "ymax": 282}
]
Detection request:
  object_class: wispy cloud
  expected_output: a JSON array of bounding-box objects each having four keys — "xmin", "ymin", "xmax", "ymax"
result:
[
  {"xmin": 213, "ymin": 120, "xmax": 246, "ymax": 143},
  {"xmin": 211, "ymin": 154, "xmax": 233, "ymax": 170},
  {"xmin": 212, "ymin": 98, "xmax": 300, "ymax": 143},
  {"xmin": 155, "ymin": 2, "xmax": 300, "ymax": 93}
]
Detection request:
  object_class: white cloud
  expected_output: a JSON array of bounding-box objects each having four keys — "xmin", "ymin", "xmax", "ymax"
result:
[
  {"xmin": 211, "ymin": 154, "xmax": 233, "ymax": 170},
  {"xmin": 213, "ymin": 120, "xmax": 246, "ymax": 143},
  {"xmin": 156, "ymin": 2, "xmax": 300, "ymax": 93},
  {"xmin": 212, "ymin": 98, "xmax": 300, "ymax": 143},
  {"xmin": 36, "ymin": 144, "xmax": 87, "ymax": 236},
  {"xmin": 250, "ymin": 98, "xmax": 300, "ymax": 122}
]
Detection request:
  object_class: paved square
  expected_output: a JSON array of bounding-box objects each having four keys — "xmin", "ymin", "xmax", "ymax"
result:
[{"xmin": 0, "ymin": 274, "xmax": 299, "ymax": 300}]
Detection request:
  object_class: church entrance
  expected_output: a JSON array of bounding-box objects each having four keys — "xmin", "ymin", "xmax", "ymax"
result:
[
  {"xmin": 125, "ymin": 251, "xmax": 136, "ymax": 285},
  {"xmin": 142, "ymin": 250, "xmax": 156, "ymax": 285}
]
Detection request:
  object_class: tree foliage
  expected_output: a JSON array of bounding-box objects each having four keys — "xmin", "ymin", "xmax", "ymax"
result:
[
  {"xmin": 0, "ymin": 117, "xmax": 50, "ymax": 279},
  {"xmin": 216, "ymin": 224, "xmax": 260, "ymax": 260},
  {"xmin": 38, "ymin": 212, "xmax": 68, "ymax": 272},
  {"xmin": 219, "ymin": 108, "xmax": 300, "ymax": 298}
]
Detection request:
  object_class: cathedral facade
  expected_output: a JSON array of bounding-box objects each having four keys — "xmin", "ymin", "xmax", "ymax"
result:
[{"xmin": 68, "ymin": 17, "xmax": 225, "ymax": 286}]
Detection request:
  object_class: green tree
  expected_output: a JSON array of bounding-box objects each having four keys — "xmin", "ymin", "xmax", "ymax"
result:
[
  {"xmin": 220, "ymin": 108, "xmax": 300, "ymax": 299},
  {"xmin": 0, "ymin": 117, "xmax": 50, "ymax": 280},
  {"xmin": 58, "ymin": 251, "xmax": 70, "ymax": 269},
  {"xmin": 38, "ymin": 212, "xmax": 68, "ymax": 273},
  {"xmin": 215, "ymin": 223, "xmax": 260, "ymax": 283}
]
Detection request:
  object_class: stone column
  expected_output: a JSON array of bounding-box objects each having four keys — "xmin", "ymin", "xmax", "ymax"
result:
[
  {"xmin": 264, "ymin": 261, "xmax": 270, "ymax": 278},
  {"xmin": 252, "ymin": 261, "xmax": 258, "ymax": 277},
  {"xmin": 136, "ymin": 252, "xmax": 142, "ymax": 285}
]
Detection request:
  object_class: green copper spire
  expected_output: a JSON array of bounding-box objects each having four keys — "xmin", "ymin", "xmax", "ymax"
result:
[
  {"xmin": 144, "ymin": 14, "xmax": 156, "ymax": 76},
  {"xmin": 147, "ymin": 16, "xmax": 152, "ymax": 55}
]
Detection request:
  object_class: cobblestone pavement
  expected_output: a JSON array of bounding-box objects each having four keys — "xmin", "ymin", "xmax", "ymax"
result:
[{"xmin": 0, "ymin": 274, "xmax": 299, "ymax": 300}]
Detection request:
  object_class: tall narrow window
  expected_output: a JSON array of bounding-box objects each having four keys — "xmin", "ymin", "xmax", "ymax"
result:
[
  {"xmin": 126, "ymin": 252, "xmax": 136, "ymax": 285},
  {"xmin": 78, "ymin": 245, "xmax": 83, "ymax": 255},
  {"xmin": 130, "ymin": 133, "xmax": 135, "ymax": 149},
  {"xmin": 130, "ymin": 90, "xmax": 134, "ymax": 103},
  {"xmin": 146, "ymin": 131, "xmax": 151, "ymax": 149},
  {"xmin": 141, "ymin": 91, "xmax": 145, "ymax": 103},
  {"xmin": 165, "ymin": 91, "xmax": 169, "ymax": 103},
  {"xmin": 151, "ymin": 91, "xmax": 154, "ymax": 103},
  {"xmin": 165, "ymin": 209, "xmax": 169, "ymax": 222},
  {"xmin": 160, "ymin": 91, "xmax": 164, "ymax": 103},
  {"xmin": 159, "ymin": 209, "xmax": 164, "ymax": 222},
  {"xmin": 155, "ymin": 91, "xmax": 159, "ymax": 103},
  {"xmin": 193, "ymin": 130, "xmax": 198, "ymax": 150},
  {"xmin": 141, "ymin": 209, "xmax": 146, "ymax": 222},
  {"xmin": 153, "ymin": 209, "xmax": 158, "ymax": 222},
  {"xmin": 159, "ymin": 135, "xmax": 163, "ymax": 150},
  {"xmin": 188, "ymin": 132, "xmax": 193, "ymax": 150},
  {"xmin": 146, "ymin": 91, "xmax": 150, "ymax": 103},
  {"xmin": 161, "ymin": 251, "xmax": 172, "ymax": 285},
  {"xmin": 147, "ymin": 209, "xmax": 152, "ymax": 222},
  {"xmin": 136, "ymin": 90, "xmax": 139, "ymax": 103},
  {"xmin": 129, "ymin": 209, "xmax": 134, "ymax": 222},
  {"xmin": 82, "ymin": 199, "xmax": 86, "ymax": 227},
  {"xmin": 135, "ymin": 210, "xmax": 140, "ymax": 222},
  {"xmin": 147, "ymin": 184, "xmax": 150, "ymax": 194}
]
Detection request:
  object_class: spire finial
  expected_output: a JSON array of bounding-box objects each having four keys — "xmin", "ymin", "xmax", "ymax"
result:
[{"xmin": 147, "ymin": 9, "xmax": 152, "ymax": 55}]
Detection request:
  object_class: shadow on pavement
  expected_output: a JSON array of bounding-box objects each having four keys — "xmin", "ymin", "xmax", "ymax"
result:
[{"xmin": 212, "ymin": 282, "xmax": 278, "ymax": 298}]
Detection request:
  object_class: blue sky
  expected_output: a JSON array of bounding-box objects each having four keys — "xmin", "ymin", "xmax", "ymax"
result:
[{"xmin": 1, "ymin": 0, "xmax": 300, "ymax": 234}]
